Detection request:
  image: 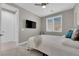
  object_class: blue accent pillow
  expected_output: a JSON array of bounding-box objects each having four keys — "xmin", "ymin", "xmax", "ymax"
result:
[{"xmin": 65, "ymin": 30, "xmax": 73, "ymax": 39}]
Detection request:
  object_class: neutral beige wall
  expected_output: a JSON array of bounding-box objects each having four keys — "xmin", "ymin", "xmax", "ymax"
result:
[
  {"xmin": 8, "ymin": 3, "xmax": 41, "ymax": 43},
  {"xmin": 19, "ymin": 8, "xmax": 41, "ymax": 43},
  {"xmin": 41, "ymin": 9, "xmax": 74, "ymax": 36}
]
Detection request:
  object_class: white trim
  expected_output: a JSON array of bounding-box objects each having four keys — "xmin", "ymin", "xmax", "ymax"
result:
[
  {"xmin": 18, "ymin": 41, "xmax": 28, "ymax": 46},
  {"xmin": 16, "ymin": 8, "xmax": 19, "ymax": 46}
]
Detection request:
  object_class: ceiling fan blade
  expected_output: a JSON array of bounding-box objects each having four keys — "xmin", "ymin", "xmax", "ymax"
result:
[
  {"xmin": 34, "ymin": 3, "xmax": 42, "ymax": 6},
  {"xmin": 34, "ymin": 3, "xmax": 49, "ymax": 7}
]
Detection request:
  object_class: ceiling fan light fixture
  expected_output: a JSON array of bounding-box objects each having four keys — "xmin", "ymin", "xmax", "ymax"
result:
[{"xmin": 42, "ymin": 5, "xmax": 46, "ymax": 8}]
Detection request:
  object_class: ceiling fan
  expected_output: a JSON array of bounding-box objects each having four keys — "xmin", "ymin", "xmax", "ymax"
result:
[{"xmin": 34, "ymin": 3, "xmax": 48, "ymax": 8}]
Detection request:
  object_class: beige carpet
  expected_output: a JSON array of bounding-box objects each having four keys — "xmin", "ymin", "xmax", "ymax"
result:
[
  {"xmin": 1, "ymin": 41, "xmax": 16, "ymax": 51},
  {"xmin": 0, "ymin": 44, "xmax": 43, "ymax": 56}
]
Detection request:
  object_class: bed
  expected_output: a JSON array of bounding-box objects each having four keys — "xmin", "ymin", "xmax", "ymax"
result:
[{"xmin": 27, "ymin": 35, "xmax": 79, "ymax": 56}]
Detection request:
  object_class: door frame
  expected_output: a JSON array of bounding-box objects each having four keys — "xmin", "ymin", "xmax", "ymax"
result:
[{"xmin": 0, "ymin": 4, "xmax": 19, "ymax": 46}]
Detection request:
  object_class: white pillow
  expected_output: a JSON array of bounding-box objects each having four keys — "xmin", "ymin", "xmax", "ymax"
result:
[
  {"xmin": 62, "ymin": 38, "xmax": 79, "ymax": 49},
  {"xmin": 71, "ymin": 29, "xmax": 77, "ymax": 39}
]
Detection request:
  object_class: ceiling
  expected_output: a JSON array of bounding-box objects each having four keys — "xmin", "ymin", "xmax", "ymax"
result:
[{"xmin": 15, "ymin": 3, "xmax": 75, "ymax": 17}]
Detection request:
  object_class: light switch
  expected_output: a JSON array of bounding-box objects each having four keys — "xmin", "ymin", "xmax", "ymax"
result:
[{"xmin": 21, "ymin": 29, "xmax": 24, "ymax": 31}]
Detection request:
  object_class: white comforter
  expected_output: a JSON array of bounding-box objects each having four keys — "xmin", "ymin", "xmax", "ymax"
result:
[{"xmin": 28, "ymin": 35, "xmax": 79, "ymax": 56}]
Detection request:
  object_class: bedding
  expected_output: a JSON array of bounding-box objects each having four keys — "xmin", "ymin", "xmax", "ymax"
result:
[
  {"xmin": 28, "ymin": 35, "xmax": 42, "ymax": 48},
  {"xmin": 72, "ymin": 29, "xmax": 79, "ymax": 41},
  {"xmin": 28, "ymin": 35, "xmax": 79, "ymax": 56},
  {"xmin": 72, "ymin": 29, "xmax": 77, "ymax": 39},
  {"xmin": 62, "ymin": 38, "xmax": 79, "ymax": 49},
  {"xmin": 72, "ymin": 26, "xmax": 79, "ymax": 41}
]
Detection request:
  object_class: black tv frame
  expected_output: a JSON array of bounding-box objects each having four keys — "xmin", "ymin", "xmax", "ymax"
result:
[{"xmin": 26, "ymin": 20, "xmax": 36, "ymax": 29}]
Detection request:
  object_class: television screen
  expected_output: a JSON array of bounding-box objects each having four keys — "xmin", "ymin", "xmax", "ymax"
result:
[{"xmin": 26, "ymin": 20, "xmax": 36, "ymax": 28}]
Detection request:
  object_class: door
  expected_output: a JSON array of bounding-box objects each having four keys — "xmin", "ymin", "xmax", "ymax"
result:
[
  {"xmin": 1, "ymin": 10, "xmax": 16, "ymax": 43},
  {"xmin": 0, "ymin": 4, "xmax": 19, "ymax": 51}
]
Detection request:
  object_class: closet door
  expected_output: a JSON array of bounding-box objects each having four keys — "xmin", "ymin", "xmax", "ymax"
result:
[
  {"xmin": 1, "ymin": 9, "xmax": 16, "ymax": 43},
  {"xmin": 0, "ymin": 4, "xmax": 19, "ymax": 44}
]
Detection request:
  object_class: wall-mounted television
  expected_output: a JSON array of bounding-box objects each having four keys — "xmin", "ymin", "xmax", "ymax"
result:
[{"xmin": 26, "ymin": 20, "xmax": 36, "ymax": 28}]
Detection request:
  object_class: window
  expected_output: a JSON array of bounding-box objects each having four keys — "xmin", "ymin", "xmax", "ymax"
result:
[{"xmin": 46, "ymin": 15, "xmax": 62, "ymax": 32}]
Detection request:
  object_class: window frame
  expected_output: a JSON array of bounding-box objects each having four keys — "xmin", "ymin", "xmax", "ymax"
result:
[{"xmin": 46, "ymin": 15, "xmax": 62, "ymax": 32}]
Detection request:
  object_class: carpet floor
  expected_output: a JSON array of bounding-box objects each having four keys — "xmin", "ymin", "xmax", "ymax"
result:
[{"xmin": 0, "ymin": 44, "xmax": 43, "ymax": 56}]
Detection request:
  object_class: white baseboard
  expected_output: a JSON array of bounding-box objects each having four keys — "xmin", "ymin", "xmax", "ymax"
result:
[{"xmin": 18, "ymin": 41, "xmax": 28, "ymax": 46}]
